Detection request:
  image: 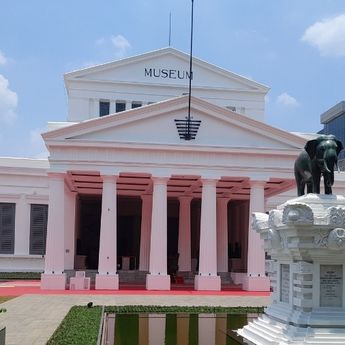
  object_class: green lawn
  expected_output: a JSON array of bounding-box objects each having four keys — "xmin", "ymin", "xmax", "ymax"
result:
[
  {"xmin": 0, "ymin": 272, "xmax": 41, "ymax": 281},
  {"xmin": 0, "ymin": 296, "xmax": 14, "ymax": 304}
]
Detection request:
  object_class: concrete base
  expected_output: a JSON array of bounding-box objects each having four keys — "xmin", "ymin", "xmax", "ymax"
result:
[
  {"xmin": 41, "ymin": 273, "xmax": 66, "ymax": 290},
  {"xmin": 194, "ymin": 275, "xmax": 221, "ymax": 291},
  {"xmin": 146, "ymin": 274, "xmax": 171, "ymax": 290},
  {"xmin": 242, "ymin": 275, "xmax": 270, "ymax": 291},
  {"xmin": 95, "ymin": 274, "xmax": 119, "ymax": 290},
  {"xmin": 238, "ymin": 314, "xmax": 345, "ymax": 345}
]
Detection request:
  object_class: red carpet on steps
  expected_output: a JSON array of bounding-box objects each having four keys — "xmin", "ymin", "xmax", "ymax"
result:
[{"xmin": 0, "ymin": 280, "xmax": 270, "ymax": 297}]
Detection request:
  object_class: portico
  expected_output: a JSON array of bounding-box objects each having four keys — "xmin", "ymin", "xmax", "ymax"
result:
[{"xmin": 40, "ymin": 95, "xmax": 305, "ymax": 291}]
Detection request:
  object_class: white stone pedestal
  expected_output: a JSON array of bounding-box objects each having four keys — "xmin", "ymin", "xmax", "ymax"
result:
[
  {"xmin": 146, "ymin": 274, "xmax": 170, "ymax": 290},
  {"xmin": 41, "ymin": 273, "xmax": 66, "ymax": 290},
  {"xmin": 242, "ymin": 275, "xmax": 270, "ymax": 292},
  {"xmin": 238, "ymin": 194, "xmax": 345, "ymax": 344},
  {"xmin": 95, "ymin": 274, "xmax": 119, "ymax": 290},
  {"xmin": 194, "ymin": 275, "xmax": 221, "ymax": 291}
]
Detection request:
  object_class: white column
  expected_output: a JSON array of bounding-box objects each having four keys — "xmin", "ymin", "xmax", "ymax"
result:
[
  {"xmin": 139, "ymin": 194, "xmax": 152, "ymax": 271},
  {"xmin": 14, "ymin": 194, "xmax": 30, "ymax": 255},
  {"xmin": 110, "ymin": 100, "xmax": 116, "ymax": 114},
  {"xmin": 217, "ymin": 198, "xmax": 229, "ymax": 273},
  {"xmin": 64, "ymin": 190, "xmax": 77, "ymax": 270},
  {"xmin": 243, "ymin": 180, "xmax": 270, "ymax": 291},
  {"xmin": 41, "ymin": 173, "xmax": 66, "ymax": 290},
  {"xmin": 146, "ymin": 177, "xmax": 170, "ymax": 290},
  {"xmin": 95, "ymin": 175, "xmax": 119, "ymax": 289},
  {"xmin": 178, "ymin": 196, "xmax": 192, "ymax": 272},
  {"xmin": 194, "ymin": 179, "xmax": 221, "ymax": 290}
]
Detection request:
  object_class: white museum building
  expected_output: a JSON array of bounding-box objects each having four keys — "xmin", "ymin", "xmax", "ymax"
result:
[{"xmin": 1, "ymin": 48, "xmax": 344, "ymax": 291}]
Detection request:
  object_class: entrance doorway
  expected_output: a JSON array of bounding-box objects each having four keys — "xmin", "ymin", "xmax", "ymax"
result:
[{"xmin": 76, "ymin": 196, "xmax": 102, "ymax": 270}]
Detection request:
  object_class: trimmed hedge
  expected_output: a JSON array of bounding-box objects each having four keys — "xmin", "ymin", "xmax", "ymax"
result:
[
  {"xmin": 0, "ymin": 296, "xmax": 14, "ymax": 304},
  {"xmin": 47, "ymin": 306, "xmax": 102, "ymax": 345},
  {"xmin": 0, "ymin": 272, "xmax": 41, "ymax": 280},
  {"xmin": 104, "ymin": 305, "xmax": 264, "ymax": 314}
]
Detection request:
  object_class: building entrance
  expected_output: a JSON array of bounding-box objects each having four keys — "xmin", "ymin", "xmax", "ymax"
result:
[{"xmin": 76, "ymin": 196, "xmax": 101, "ymax": 270}]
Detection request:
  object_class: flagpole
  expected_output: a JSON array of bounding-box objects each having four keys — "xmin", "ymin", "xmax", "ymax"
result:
[{"xmin": 187, "ymin": 0, "xmax": 194, "ymax": 140}]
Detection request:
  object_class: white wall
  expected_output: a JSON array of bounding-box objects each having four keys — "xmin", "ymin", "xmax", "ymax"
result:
[{"xmin": 0, "ymin": 158, "xmax": 49, "ymax": 272}]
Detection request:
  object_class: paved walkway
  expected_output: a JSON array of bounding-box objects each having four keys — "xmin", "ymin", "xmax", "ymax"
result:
[{"xmin": 0, "ymin": 293, "xmax": 270, "ymax": 345}]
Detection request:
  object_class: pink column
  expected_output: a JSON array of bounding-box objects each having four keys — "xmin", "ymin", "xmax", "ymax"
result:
[
  {"xmin": 178, "ymin": 196, "xmax": 192, "ymax": 272},
  {"xmin": 139, "ymin": 194, "xmax": 152, "ymax": 271},
  {"xmin": 146, "ymin": 177, "xmax": 170, "ymax": 290},
  {"xmin": 41, "ymin": 173, "xmax": 67, "ymax": 290},
  {"xmin": 194, "ymin": 179, "xmax": 221, "ymax": 291},
  {"xmin": 95, "ymin": 175, "xmax": 119, "ymax": 289},
  {"xmin": 64, "ymin": 190, "xmax": 77, "ymax": 270},
  {"xmin": 243, "ymin": 180, "xmax": 270, "ymax": 291},
  {"xmin": 217, "ymin": 198, "xmax": 229, "ymax": 273}
]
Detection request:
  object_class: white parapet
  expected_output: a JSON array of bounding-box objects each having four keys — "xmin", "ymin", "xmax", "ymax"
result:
[{"xmin": 238, "ymin": 194, "xmax": 345, "ymax": 344}]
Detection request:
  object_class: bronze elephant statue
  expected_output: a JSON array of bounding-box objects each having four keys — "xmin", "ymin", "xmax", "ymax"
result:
[{"xmin": 294, "ymin": 135, "xmax": 343, "ymax": 196}]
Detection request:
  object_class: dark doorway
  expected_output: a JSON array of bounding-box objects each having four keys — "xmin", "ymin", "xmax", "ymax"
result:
[
  {"xmin": 117, "ymin": 215, "xmax": 141, "ymax": 269},
  {"xmin": 117, "ymin": 197, "xmax": 142, "ymax": 270},
  {"xmin": 76, "ymin": 196, "xmax": 102, "ymax": 270}
]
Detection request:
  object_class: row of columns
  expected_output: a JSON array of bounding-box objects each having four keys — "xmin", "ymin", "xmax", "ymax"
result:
[{"xmin": 41, "ymin": 174, "xmax": 268, "ymax": 291}]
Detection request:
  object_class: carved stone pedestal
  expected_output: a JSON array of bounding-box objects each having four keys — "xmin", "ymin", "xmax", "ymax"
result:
[{"xmin": 238, "ymin": 194, "xmax": 345, "ymax": 344}]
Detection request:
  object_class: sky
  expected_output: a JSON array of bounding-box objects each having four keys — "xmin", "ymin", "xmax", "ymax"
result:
[{"xmin": 1, "ymin": 0, "xmax": 345, "ymax": 158}]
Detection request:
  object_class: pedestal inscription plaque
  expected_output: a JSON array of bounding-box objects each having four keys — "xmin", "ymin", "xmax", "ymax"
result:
[
  {"xmin": 280, "ymin": 264, "xmax": 290, "ymax": 303},
  {"xmin": 320, "ymin": 264, "xmax": 343, "ymax": 307}
]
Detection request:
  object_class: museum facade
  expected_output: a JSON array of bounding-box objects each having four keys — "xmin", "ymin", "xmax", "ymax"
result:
[{"xmin": 2, "ymin": 48, "xmax": 342, "ymax": 291}]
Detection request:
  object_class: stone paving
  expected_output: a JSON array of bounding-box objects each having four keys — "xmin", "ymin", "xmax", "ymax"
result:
[{"xmin": 0, "ymin": 294, "xmax": 270, "ymax": 345}]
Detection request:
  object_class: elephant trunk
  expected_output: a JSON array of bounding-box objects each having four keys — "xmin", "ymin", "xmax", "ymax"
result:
[
  {"xmin": 322, "ymin": 159, "xmax": 331, "ymax": 174},
  {"xmin": 324, "ymin": 154, "xmax": 337, "ymax": 186}
]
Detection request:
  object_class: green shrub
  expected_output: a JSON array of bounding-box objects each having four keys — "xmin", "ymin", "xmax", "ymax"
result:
[
  {"xmin": 0, "ymin": 272, "xmax": 41, "ymax": 280},
  {"xmin": 0, "ymin": 296, "xmax": 14, "ymax": 304},
  {"xmin": 104, "ymin": 305, "xmax": 264, "ymax": 314},
  {"xmin": 47, "ymin": 306, "xmax": 102, "ymax": 345}
]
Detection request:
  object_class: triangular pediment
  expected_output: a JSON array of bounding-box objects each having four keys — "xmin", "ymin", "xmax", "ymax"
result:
[
  {"xmin": 43, "ymin": 96, "xmax": 305, "ymax": 151},
  {"xmin": 65, "ymin": 48, "xmax": 268, "ymax": 92}
]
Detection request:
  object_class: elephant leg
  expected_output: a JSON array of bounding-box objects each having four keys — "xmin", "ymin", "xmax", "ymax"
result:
[
  {"xmin": 297, "ymin": 182, "xmax": 305, "ymax": 196},
  {"xmin": 312, "ymin": 173, "xmax": 321, "ymax": 194},
  {"xmin": 324, "ymin": 174, "xmax": 333, "ymax": 195},
  {"xmin": 324, "ymin": 185, "xmax": 332, "ymax": 194},
  {"xmin": 306, "ymin": 182, "xmax": 313, "ymax": 194}
]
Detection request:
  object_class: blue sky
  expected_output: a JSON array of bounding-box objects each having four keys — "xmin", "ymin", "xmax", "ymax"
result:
[{"xmin": 1, "ymin": 0, "xmax": 345, "ymax": 158}]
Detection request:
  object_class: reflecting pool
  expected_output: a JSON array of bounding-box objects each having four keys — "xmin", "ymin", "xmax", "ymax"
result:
[{"xmin": 102, "ymin": 313, "xmax": 259, "ymax": 345}]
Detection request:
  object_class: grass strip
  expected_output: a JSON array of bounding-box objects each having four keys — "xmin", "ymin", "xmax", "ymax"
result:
[
  {"xmin": 47, "ymin": 306, "xmax": 102, "ymax": 345},
  {"xmin": 104, "ymin": 305, "xmax": 264, "ymax": 314},
  {"xmin": 0, "ymin": 296, "xmax": 15, "ymax": 304},
  {"xmin": 0, "ymin": 272, "xmax": 41, "ymax": 281}
]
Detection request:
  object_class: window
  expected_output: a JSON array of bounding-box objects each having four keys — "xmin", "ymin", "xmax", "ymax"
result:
[
  {"xmin": 116, "ymin": 102, "xmax": 126, "ymax": 113},
  {"xmin": 0, "ymin": 203, "xmax": 15, "ymax": 254},
  {"xmin": 131, "ymin": 102, "xmax": 142, "ymax": 109},
  {"xmin": 30, "ymin": 204, "xmax": 48, "ymax": 255},
  {"xmin": 99, "ymin": 101, "xmax": 110, "ymax": 117}
]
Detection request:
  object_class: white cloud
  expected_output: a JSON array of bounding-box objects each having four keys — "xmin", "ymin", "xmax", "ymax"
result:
[
  {"xmin": 0, "ymin": 50, "xmax": 7, "ymax": 65},
  {"xmin": 96, "ymin": 34, "xmax": 131, "ymax": 58},
  {"xmin": 0, "ymin": 74, "xmax": 17, "ymax": 124},
  {"xmin": 301, "ymin": 14, "xmax": 345, "ymax": 57},
  {"xmin": 111, "ymin": 35, "xmax": 131, "ymax": 57},
  {"xmin": 276, "ymin": 92, "xmax": 299, "ymax": 107}
]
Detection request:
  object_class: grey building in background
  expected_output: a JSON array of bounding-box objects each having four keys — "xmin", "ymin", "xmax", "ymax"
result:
[{"xmin": 319, "ymin": 101, "xmax": 345, "ymax": 164}]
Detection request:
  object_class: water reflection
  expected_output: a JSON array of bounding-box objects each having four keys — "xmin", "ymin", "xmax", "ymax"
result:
[{"xmin": 103, "ymin": 313, "xmax": 258, "ymax": 345}]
